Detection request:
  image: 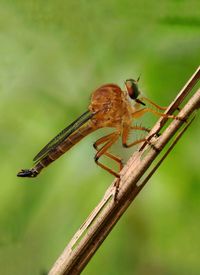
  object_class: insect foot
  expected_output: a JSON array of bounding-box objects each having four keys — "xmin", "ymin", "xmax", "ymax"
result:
[
  {"xmin": 114, "ymin": 177, "xmax": 121, "ymax": 202},
  {"xmin": 175, "ymin": 116, "xmax": 188, "ymax": 123}
]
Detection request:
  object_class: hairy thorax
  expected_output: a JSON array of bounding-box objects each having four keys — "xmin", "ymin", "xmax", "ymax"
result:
[{"xmin": 89, "ymin": 84, "xmax": 133, "ymax": 130}]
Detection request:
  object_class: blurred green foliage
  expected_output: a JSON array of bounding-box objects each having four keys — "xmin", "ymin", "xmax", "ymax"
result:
[{"xmin": 0, "ymin": 1, "xmax": 199, "ymax": 274}]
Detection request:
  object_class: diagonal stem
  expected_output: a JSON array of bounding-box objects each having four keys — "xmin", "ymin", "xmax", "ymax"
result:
[{"xmin": 49, "ymin": 67, "xmax": 200, "ymax": 275}]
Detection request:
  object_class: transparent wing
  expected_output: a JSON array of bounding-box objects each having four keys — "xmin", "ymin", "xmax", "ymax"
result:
[{"xmin": 33, "ymin": 110, "xmax": 94, "ymax": 162}]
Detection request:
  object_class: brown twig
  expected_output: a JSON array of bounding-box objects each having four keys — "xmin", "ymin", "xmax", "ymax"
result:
[{"xmin": 49, "ymin": 66, "xmax": 200, "ymax": 275}]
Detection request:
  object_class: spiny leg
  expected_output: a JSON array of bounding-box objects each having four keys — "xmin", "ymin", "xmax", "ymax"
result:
[
  {"xmin": 93, "ymin": 132, "xmax": 122, "ymax": 178},
  {"xmin": 95, "ymin": 126, "xmax": 150, "ymax": 151},
  {"xmin": 132, "ymin": 107, "xmax": 182, "ymax": 120},
  {"xmin": 131, "ymin": 125, "xmax": 150, "ymax": 133},
  {"xmin": 93, "ymin": 132, "xmax": 122, "ymax": 200},
  {"xmin": 122, "ymin": 126, "xmax": 158, "ymax": 156},
  {"xmin": 131, "ymin": 124, "xmax": 161, "ymax": 138},
  {"xmin": 133, "ymin": 107, "xmax": 186, "ymax": 151},
  {"xmin": 95, "ymin": 150, "xmax": 122, "ymax": 200},
  {"xmin": 140, "ymin": 96, "xmax": 167, "ymax": 110},
  {"xmin": 140, "ymin": 96, "xmax": 180, "ymax": 111},
  {"xmin": 122, "ymin": 126, "xmax": 147, "ymax": 148},
  {"xmin": 131, "ymin": 125, "xmax": 160, "ymax": 148},
  {"xmin": 132, "ymin": 107, "xmax": 184, "ymax": 147}
]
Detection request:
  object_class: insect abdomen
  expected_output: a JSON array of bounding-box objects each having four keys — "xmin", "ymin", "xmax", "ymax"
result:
[{"xmin": 17, "ymin": 122, "xmax": 95, "ymax": 178}]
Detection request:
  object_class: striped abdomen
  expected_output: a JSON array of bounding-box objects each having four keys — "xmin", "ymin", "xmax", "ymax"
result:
[{"xmin": 17, "ymin": 122, "xmax": 95, "ymax": 177}]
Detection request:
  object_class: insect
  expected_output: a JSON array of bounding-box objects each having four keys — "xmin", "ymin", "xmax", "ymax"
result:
[{"xmin": 17, "ymin": 78, "xmax": 178, "ymax": 179}]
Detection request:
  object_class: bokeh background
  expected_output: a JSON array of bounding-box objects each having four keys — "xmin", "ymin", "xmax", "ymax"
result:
[{"xmin": 0, "ymin": 1, "xmax": 200, "ymax": 275}]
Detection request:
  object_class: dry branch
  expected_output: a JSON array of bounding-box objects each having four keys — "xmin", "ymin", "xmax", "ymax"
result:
[{"xmin": 49, "ymin": 66, "xmax": 200, "ymax": 275}]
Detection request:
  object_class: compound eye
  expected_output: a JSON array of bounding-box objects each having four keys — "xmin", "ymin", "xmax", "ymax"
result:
[{"xmin": 125, "ymin": 79, "xmax": 139, "ymax": 100}]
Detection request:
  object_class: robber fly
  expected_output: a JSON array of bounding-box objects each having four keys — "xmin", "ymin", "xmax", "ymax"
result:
[{"xmin": 17, "ymin": 78, "xmax": 177, "ymax": 179}]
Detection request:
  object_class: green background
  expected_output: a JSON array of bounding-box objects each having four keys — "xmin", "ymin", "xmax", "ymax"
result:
[{"xmin": 0, "ymin": 1, "xmax": 199, "ymax": 274}]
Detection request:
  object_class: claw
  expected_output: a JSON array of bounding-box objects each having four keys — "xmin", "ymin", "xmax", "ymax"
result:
[{"xmin": 176, "ymin": 116, "xmax": 188, "ymax": 123}]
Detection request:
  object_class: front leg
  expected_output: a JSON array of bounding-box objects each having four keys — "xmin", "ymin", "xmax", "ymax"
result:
[
  {"xmin": 132, "ymin": 107, "xmax": 183, "ymax": 121},
  {"xmin": 140, "ymin": 96, "xmax": 167, "ymax": 110}
]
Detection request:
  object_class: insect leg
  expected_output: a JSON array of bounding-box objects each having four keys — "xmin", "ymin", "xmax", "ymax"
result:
[
  {"xmin": 123, "ymin": 125, "xmax": 160, "ymax": 153},
  {"xmin": 140, "ymin": 96, "xmax": 167, "ymax": 110},
  {"xmin": 94, "ymin": 135, "xmax": 123, "ymax": 170},
  {"xmin": 122, "ymin": 126, "xmax": 146, "ymax": 148},
  {"xmin": 93, "ymin": 133, "xmax": 117, "ymax": 150},
  {"xmin": 140, "ymin": 97, "xmax": 181, "ymax": 111},
  {"xmin": 94, "ymin": 146, "xmax": 123, "ymax": 174},
  {"xmin": 132, "ymin": 107, "xmax": 182, "ymax": 120},
  {"xmin": 131, "ymin": 125, "xmax": 161, "ymax": 138},
  {"xmin": 94, "ymin": 132, "xmax": 121, "ymax": 178},
  {"xmin": 94, "ymin": 132, "xmax": 122, "ymax": 200},
  {"xmin": 131, "ymin": 125, "xmax": 150, "ymax": 133}
]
